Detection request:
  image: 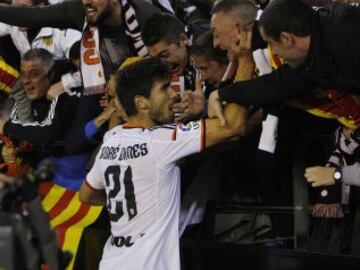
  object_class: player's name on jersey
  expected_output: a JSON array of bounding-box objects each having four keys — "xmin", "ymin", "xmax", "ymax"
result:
[{"xmin": 100, "ymin": 143, "xmax": 149, "ymax": 161}]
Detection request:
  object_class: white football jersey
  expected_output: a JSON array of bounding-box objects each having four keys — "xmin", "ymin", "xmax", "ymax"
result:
[{"xmin": 86, "ymin": 120, "xmax": 205, "ymax": 270}]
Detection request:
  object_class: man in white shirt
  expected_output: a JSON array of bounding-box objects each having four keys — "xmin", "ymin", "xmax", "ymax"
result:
[{"xmin": 79, "ymin": 57, "xmax": 247, "ymax": 270}]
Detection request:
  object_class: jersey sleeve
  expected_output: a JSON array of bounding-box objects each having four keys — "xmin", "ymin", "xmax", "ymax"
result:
[
  {"xmin": 152, "ymin": 119, "xmax": 205, "ymax": 164},
  {"xmin": 85, "ymin": 149, "xmax": 105, "ymax": 191}
]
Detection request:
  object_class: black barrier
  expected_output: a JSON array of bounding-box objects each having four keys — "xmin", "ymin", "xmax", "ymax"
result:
[{"xmin": 181, "ymin": 239, "xmax": 360, "ymax": 270}]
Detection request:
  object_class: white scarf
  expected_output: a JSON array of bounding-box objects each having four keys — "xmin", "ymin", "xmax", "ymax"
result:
[
  {"xmin": 252, "ymin": 35, "xmax": 280, "ymax": 154},
  {"xmin": 80, "ymin": 25, "xmax": 105, "ymax": 96}
]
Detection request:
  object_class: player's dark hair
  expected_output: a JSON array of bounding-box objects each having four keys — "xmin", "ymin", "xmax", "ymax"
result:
[{"xmin": 116, "ymin": 58, "xmax": 170, "ymax": 117}]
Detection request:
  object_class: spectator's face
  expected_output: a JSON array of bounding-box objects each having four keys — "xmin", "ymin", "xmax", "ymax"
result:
[
  {"xmin": 21, "ymin": 59, "xmax": 52, "ymax": 101},
  {"xmin": 260, "ymin": 27, "xmax": 308, "ymax": 68},
  {"xmin": 148, "ymin": 35, "xmax": 188, "ymax": 75},
  {"xmin": 211, "ymin": 12, "xmax": 239, "ymax": 57},
  {"xmin": 148, "ymin": 78, "xmax": 177, "ymax": 124},
  {"xmin": 82, "ymin": 0, "xmax": 112, "ymax": 25},
  {"xmin": 192, "ymin": 54, "xmax": 227, "ymax": 88}
]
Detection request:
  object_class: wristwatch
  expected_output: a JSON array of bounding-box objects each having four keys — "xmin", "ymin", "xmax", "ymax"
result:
[{"xmin": 333, "ymin": 166, "xmax": 342, "ymax": 184}]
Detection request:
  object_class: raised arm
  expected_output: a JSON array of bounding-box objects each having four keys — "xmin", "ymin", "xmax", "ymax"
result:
[
  {"xmin": 0, "ymin": 0, "xmax": 84, "ymax": 30},
  {"xmin": 218, "ymin": 65, "xmax": 316, "ymax": 106}
]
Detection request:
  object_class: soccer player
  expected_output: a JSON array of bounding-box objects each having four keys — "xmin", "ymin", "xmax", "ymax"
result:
[{"xmin": 79, "ymin": 57, "xmax": 247, "ymax": 270}]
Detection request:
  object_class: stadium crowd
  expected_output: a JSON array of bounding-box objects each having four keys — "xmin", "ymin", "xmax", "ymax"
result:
[{"xmin": 0, "ymin": 0, "xmax": 360, "ymax": 269}]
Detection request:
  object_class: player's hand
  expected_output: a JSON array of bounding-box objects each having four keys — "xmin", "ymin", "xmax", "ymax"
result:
[
  {"xmin": 114, "ymin": 98, "xmax": 128, "ymax": 122},
  {"xmin": 47, "ymin": 81, "xmax": 65, "ymax": 100},
  {"xmin": 305, "ymin": 166, "xmax": 336, "ymax": 187},
  {"xmin": 208, "ymin": 90, "xmax": 226, "ymax": 126},
  {"xmin": 102, "ymin": 98, "xmax": 116, "ymax": 120},
  {"xmin": 172, "ymin": 77, "xmax": 205, "ymax": 123}
]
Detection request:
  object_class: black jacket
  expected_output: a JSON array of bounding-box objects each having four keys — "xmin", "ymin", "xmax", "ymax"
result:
[
  {"xmin": 219, "ymin": 3, "xmax": 360, "ymax": 106},
  {"xmin": 4, "ymin": 92, "xmax": 79, "ymax": 146}
]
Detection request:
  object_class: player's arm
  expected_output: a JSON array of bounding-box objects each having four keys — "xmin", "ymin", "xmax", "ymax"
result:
[
  {"xmin": 204, "ymin": 103, "xmax": 247, "ymax": 148},
  {"xmin": 79, "ymin": 181, "xmax": 106, "ymax": 206}
]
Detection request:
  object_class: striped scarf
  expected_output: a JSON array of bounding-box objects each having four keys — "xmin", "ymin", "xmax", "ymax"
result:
[{"xmin": 312, "ymin": 127, "xmax": 360, "ymax": 218}]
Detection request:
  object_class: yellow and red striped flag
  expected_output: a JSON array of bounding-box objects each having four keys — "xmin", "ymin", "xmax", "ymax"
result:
[
  {"xmin": 0, "ymin": 58, "xmax": 19, "ymax": 95},
  {"xmin": 39, "ymin": 182, "xmax": 103, "ymax": 270}
]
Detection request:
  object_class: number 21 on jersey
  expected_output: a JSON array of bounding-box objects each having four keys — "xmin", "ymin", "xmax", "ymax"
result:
[{"xmin": 104, "ymin": 165, "xmax": 138, "ymax": 222}]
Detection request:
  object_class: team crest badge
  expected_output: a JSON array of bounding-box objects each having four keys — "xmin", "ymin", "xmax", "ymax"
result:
[{"xmin": 43, "ymin": 37, "xmax": 53, "ymax": 46}]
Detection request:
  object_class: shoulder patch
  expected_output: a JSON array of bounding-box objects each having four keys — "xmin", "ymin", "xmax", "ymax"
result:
[{"xmin": 178, "ymin": 121, "xmax": 200, "ymax": 132}]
